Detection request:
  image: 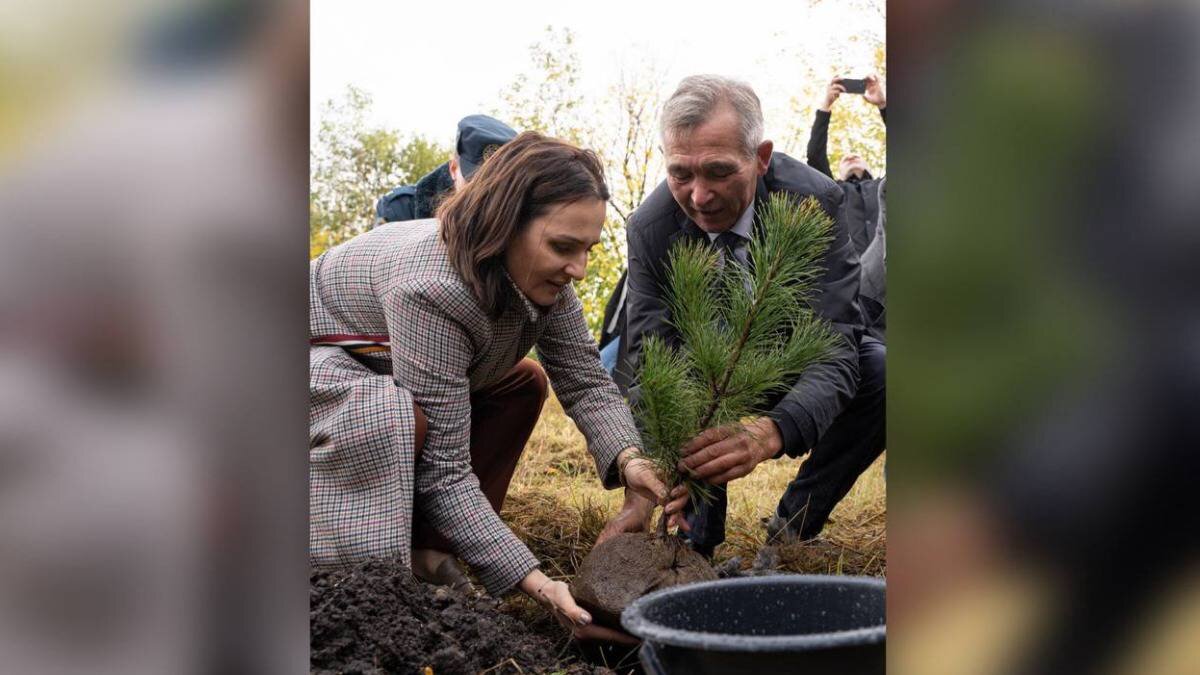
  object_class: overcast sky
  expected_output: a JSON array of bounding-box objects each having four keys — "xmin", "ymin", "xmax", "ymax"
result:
[{"xmin": 311, "ymin": 0, "xmax": 884, "ymax": 145}]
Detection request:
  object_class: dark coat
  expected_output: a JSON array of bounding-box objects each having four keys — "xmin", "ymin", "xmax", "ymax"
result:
[
  {"xmin": 374, "ymin": 162, "xmax": 455, "ymax": 224},
  {"xmin": 807, "ymin": 108, "xmax": 887, "ymax": 338},
  {"xmin": 616, "ymin": 152, "xmax": 864, "ymax": 457}
]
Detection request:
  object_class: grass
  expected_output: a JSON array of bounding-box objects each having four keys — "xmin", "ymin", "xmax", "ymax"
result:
[
  {"xmin": 499, "ymin": 389, "xmax": 886, "ymax": 581},
  {"xmin": 492, "ymin": 390, "xmax": 885, "ymax": 669}
]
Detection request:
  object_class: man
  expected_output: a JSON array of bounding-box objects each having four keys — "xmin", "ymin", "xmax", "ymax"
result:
[
  {"xmin": 807, "ymin": 74, "xmax": 887, "ymax": 340},
  {"xmin": 374, "ymin": 114, "xmax": 518, "ymax": 224},
  {"xmin": 602, "ymin": 75, "xmax": 884, "ymax": 553}
]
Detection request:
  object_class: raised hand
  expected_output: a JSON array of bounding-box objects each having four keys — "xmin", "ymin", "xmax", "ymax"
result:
[
  {"xmin": 864, "ymin": 73, "xmax": 886, "ymax": 108},
  {"xmin": 821, "ymin": 77, "xmax": 847, "ymax": 112}
]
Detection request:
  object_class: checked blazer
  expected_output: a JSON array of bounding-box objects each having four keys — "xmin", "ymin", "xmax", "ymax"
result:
[{"xmin": 309, "ymin": 219, "xmax": 642, "ymax": 595}]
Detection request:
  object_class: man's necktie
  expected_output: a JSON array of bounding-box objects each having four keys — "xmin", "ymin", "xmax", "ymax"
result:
[
  {"xmin": 713, "ymin": 231, "xmax": 754, "ymax": 294},
  {"xmin": 713, "ymin": 231, "xmax": 746, "ymax": 268}
]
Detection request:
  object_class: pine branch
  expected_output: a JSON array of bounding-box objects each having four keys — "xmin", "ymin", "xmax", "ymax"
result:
[{"xmin": 632, "ymin": 194, "xmax": 839, "ymax": 538}]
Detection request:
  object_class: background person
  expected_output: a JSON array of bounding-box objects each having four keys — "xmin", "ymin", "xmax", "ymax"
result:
[
  {"xmin": 807, "ymin": 73, "xmax": 887, "ymax": 339},
  {"xmin": 374, "ymin": 114, "xmax": 518, "ymax": 224}
]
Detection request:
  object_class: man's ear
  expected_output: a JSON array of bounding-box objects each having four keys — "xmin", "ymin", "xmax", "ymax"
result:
[
  {"xmin": 448, "ymin": 155, "xmax": 466, "ymax": 188},
  {"xmin": 755, "ymin": 140, "xmax": 774, "ymax": 175}
]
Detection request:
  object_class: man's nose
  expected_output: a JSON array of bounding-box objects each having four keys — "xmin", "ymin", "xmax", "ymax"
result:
[{"xmin": 692, "ymin": 180, "xmax": 714, "ymax": 208}]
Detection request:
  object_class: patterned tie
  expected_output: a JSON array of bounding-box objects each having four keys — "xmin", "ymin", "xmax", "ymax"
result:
[
  {"xmin": 713, "ymin": 231, "xmax": 746, "ymax": 268},
  {"xmin": 714, "ymin": 231, "xmax": 754, "ymax": 294}
]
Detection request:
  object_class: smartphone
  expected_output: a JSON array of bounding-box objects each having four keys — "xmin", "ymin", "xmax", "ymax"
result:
[{"xmin": 840, "ymin": 78, "xmax": 867, "ymax": 94}]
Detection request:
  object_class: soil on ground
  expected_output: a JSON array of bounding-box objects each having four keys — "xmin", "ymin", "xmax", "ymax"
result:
[
  {"xmin": 570, "ymin": 533, "xmax": 718, "ymax": 627},
  {"xmin": 311, "ymin": 559, "xmax": 613, "ymax": 674}
]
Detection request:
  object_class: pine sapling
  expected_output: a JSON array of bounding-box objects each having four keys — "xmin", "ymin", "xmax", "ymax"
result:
[{"xmin": 630, "ymin": 194, "xmax": 842, "ymax": 537}]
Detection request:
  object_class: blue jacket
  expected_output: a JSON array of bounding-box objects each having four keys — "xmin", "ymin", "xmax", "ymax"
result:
[{"xmin": 374, "ymin": 162, "xmax": 455, "ymax": 224}]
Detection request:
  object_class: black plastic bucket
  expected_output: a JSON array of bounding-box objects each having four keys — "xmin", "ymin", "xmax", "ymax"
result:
[{"xmin": 621, "ymin": 574, "xmax": 885, "ymax": 675}]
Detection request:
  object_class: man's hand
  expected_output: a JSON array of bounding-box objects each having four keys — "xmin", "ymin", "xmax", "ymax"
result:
[
  {"xmin": 677, "ymin": 418, "xmax": 783, "ymax": 485},
  {"xmin": 864, "ymin": 73, "xmax": 886, "ymax": 109},
  {"xmin": 821, "ymin": 77, "xmax": 846, "ymax": 112}
]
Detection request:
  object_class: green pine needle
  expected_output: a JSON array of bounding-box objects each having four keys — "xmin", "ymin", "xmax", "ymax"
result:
[{"xmin": 631, "ymin": 194, "xmax": 843, "ymax": 511}]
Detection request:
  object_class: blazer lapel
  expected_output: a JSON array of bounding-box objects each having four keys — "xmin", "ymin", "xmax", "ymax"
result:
[{"xmin": 668, "ymin": 207, "xmax": 707, "ymax": 247}]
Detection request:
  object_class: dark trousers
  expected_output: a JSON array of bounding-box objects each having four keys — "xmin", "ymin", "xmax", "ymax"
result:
[
  {"xmin": 684, "ymin": 337, "xmax": 886, "ymax": 553},
  {"xmin": 410, "ymin": 357, "xmax": 548, "ymax": 553}
]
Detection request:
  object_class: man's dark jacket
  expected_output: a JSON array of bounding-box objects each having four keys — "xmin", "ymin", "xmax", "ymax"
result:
[
  {"xmin": 375, "ymin": 162, "xmax": 455, "ymax": 223},
  {"xmin": 615, "ymin": 152, "xmax": 864, "ymax": 457}
]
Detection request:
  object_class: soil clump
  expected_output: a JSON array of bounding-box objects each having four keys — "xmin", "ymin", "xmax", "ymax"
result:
[
  {"xmin": 571, "ymin": 533, "xmax": 718, "ymax": 626},
  {"xmin": 311, "ymin": 558, "xmax": 609, "ymax": 674}
]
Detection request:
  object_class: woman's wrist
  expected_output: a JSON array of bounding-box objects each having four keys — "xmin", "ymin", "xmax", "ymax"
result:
[
  {"xmin": 615, "ymin": 447, "xmax": 641, "ymax": 486},
  {"xmin": 518, "ymin": 568, "xmax": 551, "ymax": 598}
]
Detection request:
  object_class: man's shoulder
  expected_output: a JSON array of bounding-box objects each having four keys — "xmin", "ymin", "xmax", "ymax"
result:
[
  {"xmin": 627, "ymin": 180, "xmax": 683, "ymax": 240},
  {"xmin": 767, "ymin": 152, "xmax": 843, "ymax": 211},
  {"xmin": 376, "ymin": 162, "xmax": 455, "ymax": 223},
  {"xmin": 375, "ymin": 185, "xmax": 418, "ymax": 222}
]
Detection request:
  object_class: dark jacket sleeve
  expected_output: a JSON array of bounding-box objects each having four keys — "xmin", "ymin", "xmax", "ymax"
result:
[
  {"xmin": 806, "ymin": 110, "xmax": 834, "ymax": 179},
  {"xmin": 614, "ymin": 212, "xmax": 677, "ymax": 398},
  {"xmin": 766, "ymin": 180, "xmax": 864, "ymax": 456},
  {"xmin": 598, "ymin": 269, "xmax": 628, "ymax": 348}
]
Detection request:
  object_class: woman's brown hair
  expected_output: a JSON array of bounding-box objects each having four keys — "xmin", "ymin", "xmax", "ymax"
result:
[{"xmin": 437, "ymin": 132, "xmax": 609, "ymax": 318}]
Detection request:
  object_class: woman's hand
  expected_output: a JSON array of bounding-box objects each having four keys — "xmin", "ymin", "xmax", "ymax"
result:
[
  {"xmin": 520, "ymin": 569, "xmax": 640, "ymax": 644},
  {"xmin": 596, "ymin": 489, "xmax": 655, "ymax": 546},
  {"xmin": 519, "ymin": 569, "xmax": 592, "ymax": 630},
  {"xmin": 616, "ymin": 447, "xmax": 669, "ymax": 506},
  {"xmin": 610, "ymin": 449, "xmax": 692, "ymax": 539}
]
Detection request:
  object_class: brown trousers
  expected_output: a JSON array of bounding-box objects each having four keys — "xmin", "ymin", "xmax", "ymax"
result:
[{"xmin": 410, "ymin": 357, "xmax": 548, "ymax": 553}]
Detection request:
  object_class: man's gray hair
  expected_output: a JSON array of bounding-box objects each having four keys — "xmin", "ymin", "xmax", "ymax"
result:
[{"xmin": 660, "ymin": 74, "xmax": 764, "ymax": 157}]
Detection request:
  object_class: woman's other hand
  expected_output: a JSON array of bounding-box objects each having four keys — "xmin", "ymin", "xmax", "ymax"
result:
[{"xmin": 520, "ymin": 569, "xmax": 592, "ymax": 629}]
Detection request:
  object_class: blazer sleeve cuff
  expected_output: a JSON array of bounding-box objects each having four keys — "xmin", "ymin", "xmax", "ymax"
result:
[
  {"xmin": 598, "ymin": 430, "xmax": 643, "ymax": 489},
  {"xmin": 479, "ymin": 548, "xmax": 540, "ymax": 597}
]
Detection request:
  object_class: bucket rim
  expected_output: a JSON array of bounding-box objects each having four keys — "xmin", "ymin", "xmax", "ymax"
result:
[{"xmin": 620, "ymin": 574, "xmax": 886, "ymax": 652}]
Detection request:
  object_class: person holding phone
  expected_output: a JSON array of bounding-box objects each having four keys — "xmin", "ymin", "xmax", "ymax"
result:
[{"xmin": 806, "ymin": 73, "xmax": 887, "ymax": 340}]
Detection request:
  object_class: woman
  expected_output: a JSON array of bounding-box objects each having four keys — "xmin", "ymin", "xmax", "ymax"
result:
[{"xmin": 309, "ymin": 132, "xmax": 675, "ymax": 631}]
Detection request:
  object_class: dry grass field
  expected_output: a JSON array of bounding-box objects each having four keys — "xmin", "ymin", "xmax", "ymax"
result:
[
  {"xmin": 500, "ymin": 390, "xmax": 887, "ymax": 582},
  {"xmin": 493, "ymin": 390, "xmax": 885, "ymax": 668}
]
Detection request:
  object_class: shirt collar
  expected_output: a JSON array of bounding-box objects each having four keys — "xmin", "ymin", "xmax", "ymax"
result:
[{"xmin": 705, "ymin": 202, "xmax": 756, "ymax": 243}]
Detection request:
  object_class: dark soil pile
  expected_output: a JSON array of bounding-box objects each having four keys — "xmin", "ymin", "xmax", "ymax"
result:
[
  {"xmin": 571, "ymin": 533, "xmax": 717, "ymax": 627},
  {"xmin": 311, "ymin": 559, "xmax": 609, "ymax": 674}
]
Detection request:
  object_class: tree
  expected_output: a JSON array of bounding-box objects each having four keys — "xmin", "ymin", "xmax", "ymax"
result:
[
  {"xmin": 633, "ymin": 195, "xmax": 840, "ymax": 534},
  {"xmin": 310, "ymin": 86, "xmax": 450, "ymax": 257},
  {"xmin": 775, "ymin": 13, "xmax": 887, "ymax": 176},
  {"xmin": 495, "ymin": 31, "xmax": 669, "ymax": 338},
  {"xmin": 495, "ymin": 26, "xmax": 589, "ymax": 147},
  {"xmin": 576, "ymin": 64, "xmax": 667, "ymax": 340}
]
